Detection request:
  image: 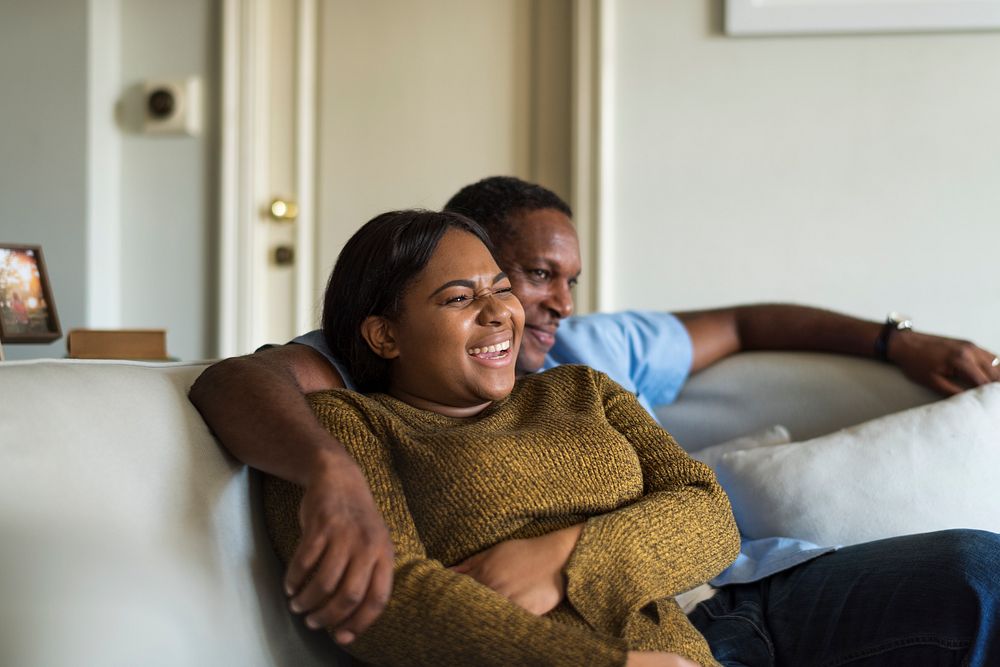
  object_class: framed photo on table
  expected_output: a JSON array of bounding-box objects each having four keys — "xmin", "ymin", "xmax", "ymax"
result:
[{"xmin": 0, "ymin": 244, "xmax": 62, "ymax": 345}]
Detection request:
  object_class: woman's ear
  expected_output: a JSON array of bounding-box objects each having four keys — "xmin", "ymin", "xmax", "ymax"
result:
[{"xmin": 361, "ymin": 315, "xmax": 400, "ymax": 360}]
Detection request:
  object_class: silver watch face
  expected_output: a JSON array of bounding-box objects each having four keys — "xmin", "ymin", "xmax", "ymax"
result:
[{"xmin": 887, "ymin": 312, "xmax": 913, "ymax": 331}]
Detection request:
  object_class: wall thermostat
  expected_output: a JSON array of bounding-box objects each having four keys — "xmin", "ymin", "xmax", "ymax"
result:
[{"xmin": 143, "ymin": 77, "xmax": 202, "ymax": 136}]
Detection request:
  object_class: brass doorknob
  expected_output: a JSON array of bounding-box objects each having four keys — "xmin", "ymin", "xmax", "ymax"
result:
[{"xmin": 269, "ymin": 198, "xmax": 299, "ymax": 221}]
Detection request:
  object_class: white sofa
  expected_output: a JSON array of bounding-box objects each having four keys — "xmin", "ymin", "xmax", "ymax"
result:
[{"xmin": 0, "ymin": 353, "xmax": 940, "ymax": 666}]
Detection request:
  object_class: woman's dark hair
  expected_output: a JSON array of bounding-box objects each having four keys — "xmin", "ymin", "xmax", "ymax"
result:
[
  {"xmin": 443, "ymin": 176, "xmax": 572, "ymax": 249},
  {"xmin": 322, "ymin": 209, "xmax": 493, "ymax": 393}
]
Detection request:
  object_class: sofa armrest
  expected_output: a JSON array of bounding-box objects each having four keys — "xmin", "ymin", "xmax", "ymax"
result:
[
  {"xmin": 0, "ymin": 359, "xmax": 346, "ymax": 667},
  {"xmin": 655, "ymin": 352, "xmax": 940, "ymax": 450}
]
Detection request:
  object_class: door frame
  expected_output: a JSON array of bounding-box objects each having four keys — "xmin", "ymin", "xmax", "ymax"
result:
[
  {"xmin": 571, "ymin": 0, "xmax": 609, "ymax": 315},
  {"xmin": 217, "ymin": 0, "xmax": 606, "ymax": 355},
  {"xmin": 218, "ymin": 0, "xmax": 317, "ymax": 357}
]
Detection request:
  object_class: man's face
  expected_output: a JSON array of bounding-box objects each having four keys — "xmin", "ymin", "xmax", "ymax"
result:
[{"xmin": 495, "ymin": 208, "xmax": 582, "ymax": 375}]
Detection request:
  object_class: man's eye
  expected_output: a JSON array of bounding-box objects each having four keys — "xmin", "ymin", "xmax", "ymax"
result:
[
  {"xmin": 568, "ymin": 278, "xmax": 579, "ymax": 289},
  {"xmin": 530, "ymin": 269, "xmax": 550, "ymax": 280}
]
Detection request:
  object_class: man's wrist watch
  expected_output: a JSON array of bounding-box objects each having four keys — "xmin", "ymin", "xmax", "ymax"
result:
[{"xmin": 874, "ymin": 312, "xmax": 913, "ymax": 362}]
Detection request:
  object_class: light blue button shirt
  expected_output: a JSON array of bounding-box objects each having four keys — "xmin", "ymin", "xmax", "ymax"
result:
[
  {"xmin": 291, "ymin": 330, "xmax": 357, "ymax": 390},
  {"xmin": 540, "ymin": 311, "xmax": 693, "ymax": 417},
  {"xmin": 293, "ymin": 313, "xmax": 835, "ymax": 586}
]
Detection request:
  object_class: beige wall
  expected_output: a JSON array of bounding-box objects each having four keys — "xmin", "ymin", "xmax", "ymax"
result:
[
  {"xmin": 3, "ymin": 0, "xmax": 569, "ymax": 360},
  {"xmin": 118, "ymin": 0, "xmax": 219, "ymax": 361},
  {"xmin": 0, "ymin": 0, "xmax": 218, "ymax": 361},
  {"xmin": 7, "ymin": 0, "xmax": 997, "ymax": 359},
  {"xmin": 313, "ymin": 0, "xmax": 571, "ymax": 301},
  {"xmin": 602, "ymin": 0, "xmax": 1000, "ymax": 349},
  {"xmin": 1, "ymin": 0, "xmax": 89, "ymax": 361}
]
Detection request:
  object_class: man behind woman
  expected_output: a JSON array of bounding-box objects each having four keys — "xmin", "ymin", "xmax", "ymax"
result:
[
  {"xmin": 192, "ymin": 177, "xmax": 1000, "ymax": 665},
  {"xmin": 263, "ymin": 210, "xmax": 740, "ymax": 666}
]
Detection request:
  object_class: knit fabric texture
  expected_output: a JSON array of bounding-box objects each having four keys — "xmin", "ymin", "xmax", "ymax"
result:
[{"xmin": 264, "ymin": 364, "xmax": 740, "ymax": 666}]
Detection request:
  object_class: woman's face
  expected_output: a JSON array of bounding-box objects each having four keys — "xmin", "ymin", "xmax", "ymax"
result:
[{"xmin": 379, "ymin": 229, "xmax": 525, "ymax": 415}]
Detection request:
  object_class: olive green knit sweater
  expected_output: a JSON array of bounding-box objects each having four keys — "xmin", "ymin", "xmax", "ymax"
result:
[{"xmin": 264, "ymin": 364, "xmax": 740, "ymax": 667}]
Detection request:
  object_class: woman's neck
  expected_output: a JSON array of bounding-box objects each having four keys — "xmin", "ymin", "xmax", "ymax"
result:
[{"xmin": 387, "ymin": 386, "xmax": 493, "ymax": 418}]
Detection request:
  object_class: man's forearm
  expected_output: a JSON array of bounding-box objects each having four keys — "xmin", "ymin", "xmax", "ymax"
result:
[
  {"xmin": 189, "ymin": 345, "xmax": 349, "ymax": 485},
  {"xmin": 678, "ymin": 303, "xmax": 999, "ymax": 394},
  {"xmin": 190, "ymin": 343, "xmax": 397, "ymax": 640},
  {"xmin": 733, "ymin": 304, "xmax": 880, "ymax": 357},
  {"xmin": 677, "ymin": 304, "xmax": 882, "ymax": 373}
]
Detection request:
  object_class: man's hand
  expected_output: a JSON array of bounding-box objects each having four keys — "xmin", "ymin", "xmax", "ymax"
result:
[
  {"xmin": 450, "ymin": 524, "xmax": 583, "ymax": 616},
  {"xmin": 889, "ymin": 332, "xmax": 1000, "ymax": 395},
  {"xmin": 286, "ymin": 453, "xmax": 394, "ymax": 645},
  {"xmin": 625, "ymin": 652, "xmax": 700, "ymax": 667},
  {"xmin": 189, "ymin": 346, "xmax": 395, "ymax": 643}
]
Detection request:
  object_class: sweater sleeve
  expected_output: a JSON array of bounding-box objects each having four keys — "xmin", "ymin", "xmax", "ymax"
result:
[
  {"xmin": 271, "ymin": 395, "xmax": 630, "ymax": 667},
  {"xmin": 563, "ymin": 371, "xmax": 741, "ymax": 637}
]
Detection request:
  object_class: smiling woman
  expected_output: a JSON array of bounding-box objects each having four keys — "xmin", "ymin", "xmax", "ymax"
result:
[
  {"xmin": 358, "ymin": 228, "xmax": 523, "ymax": 416},
  {"xmin": 263, "ymin": 209, "xmax": 740, "ymax": 667},
  {"xmin": 319, "ymin": 209, "xmax": 521, "ymax": 408}
]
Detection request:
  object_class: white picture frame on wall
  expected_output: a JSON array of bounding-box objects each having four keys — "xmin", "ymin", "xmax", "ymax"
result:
[{"xmin": 726, "ymin": 0, "xmax": 1000, "ymax": 36}]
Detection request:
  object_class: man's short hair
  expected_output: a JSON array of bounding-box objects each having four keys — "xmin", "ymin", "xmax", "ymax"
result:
[{"xmin": 443, "ymin": 176, "xmax": 573, "ymax": 248}]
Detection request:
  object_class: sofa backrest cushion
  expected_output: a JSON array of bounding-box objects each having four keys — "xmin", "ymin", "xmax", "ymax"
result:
[{"xmin": 657, "ymin": 351, "xmax": 939, "ymax": 449}]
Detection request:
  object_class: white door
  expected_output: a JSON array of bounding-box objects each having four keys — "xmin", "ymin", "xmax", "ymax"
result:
[
  {"xmin": 219, "ymin": 0, "xmax": 592, "ymax": 357},
  {"xmin": 261, "ymin": 0, "xmax": 302, "ymax": 347},
  {"xmin": 312, "ymin": 0, "xmax": 571, "ymax": 286},
  {"xmin": 219, "ymin": 0, "xmax": 318, "ymax": 357}
]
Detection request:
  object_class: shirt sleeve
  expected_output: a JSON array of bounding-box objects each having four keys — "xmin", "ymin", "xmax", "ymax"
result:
[
  {"xmin": 563, "ymin": 371, "xmax": 741, "ymax": 637},
  {"xmin": 546, "ymin": 312, "xmax": 693, "ymax": 407},
  {"xmin": 264, "ymin": 393, "xmax": 629, "ymax": 667},
  {"xmin": 287, "ymin": 329, "xmax": 358, "ymax": 391}
]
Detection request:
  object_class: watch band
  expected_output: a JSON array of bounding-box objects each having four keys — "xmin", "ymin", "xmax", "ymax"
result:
[{"xmin": 874, "ymin": 313, "xmax": 912, "ymax": 362}]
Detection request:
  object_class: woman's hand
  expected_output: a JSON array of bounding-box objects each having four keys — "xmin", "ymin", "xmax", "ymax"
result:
[
  {"xmin": 626, "ymin": 651, "xmax": 701, "ymax": 667},
  {"xmin": 450, "ymin": 524, "xmax": 583, "ymax": 616}
]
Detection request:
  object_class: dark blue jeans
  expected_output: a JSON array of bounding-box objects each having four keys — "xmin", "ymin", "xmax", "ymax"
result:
[{"xmin": 689, "ymin": 530, "xmax": 1000, "ymax": 667}]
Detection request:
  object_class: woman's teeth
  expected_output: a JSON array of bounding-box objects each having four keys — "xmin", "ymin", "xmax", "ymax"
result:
[{"xmin": 467, "ymin": 339, "xmax": 512, "ymax": 356}]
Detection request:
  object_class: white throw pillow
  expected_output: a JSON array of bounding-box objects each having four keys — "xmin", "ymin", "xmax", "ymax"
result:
[
  {"xmin": 713, "ymin": 383, "xmax": 1000, "ymax": 547},
  {"xmin": 688, "ymin": 425, "xmax": 791, "ymax": 470}
]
